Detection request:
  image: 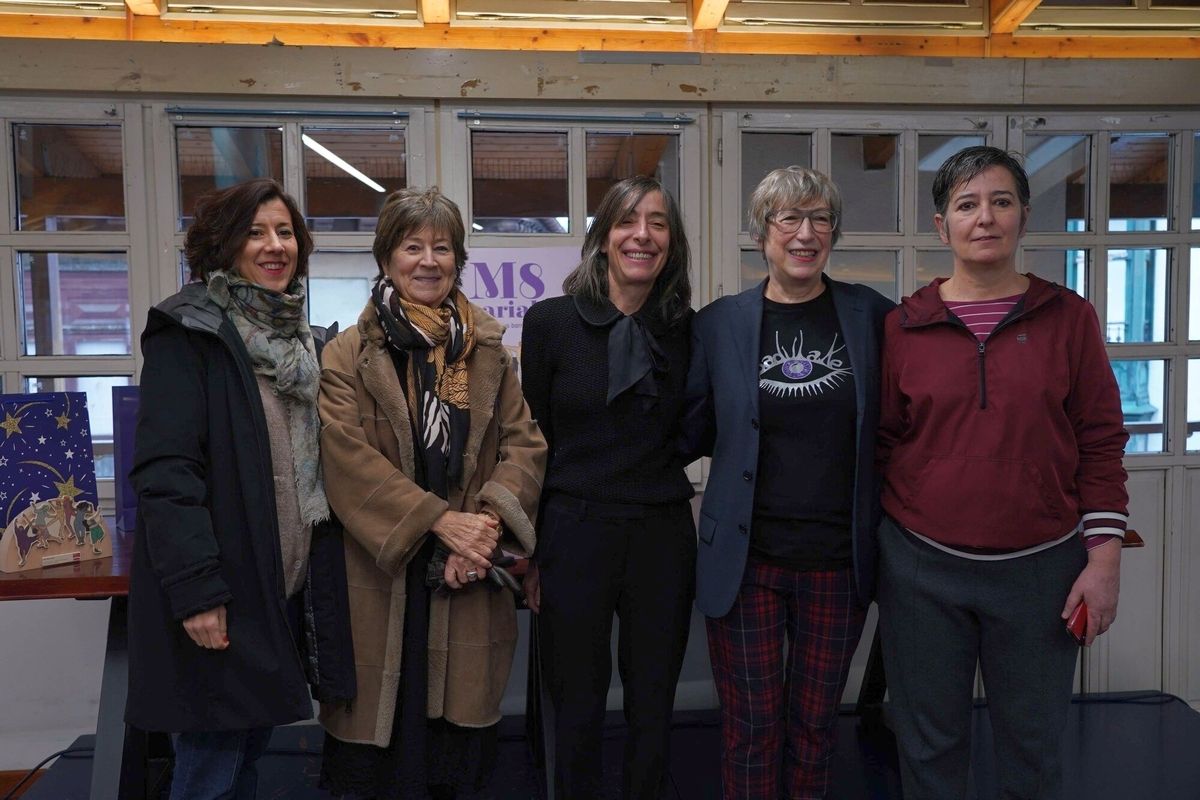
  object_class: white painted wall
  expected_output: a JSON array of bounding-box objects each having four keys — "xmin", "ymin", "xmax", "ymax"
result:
[{"xmin": 0, "ymin": 599, "xmax": 110, "ymax": 769}]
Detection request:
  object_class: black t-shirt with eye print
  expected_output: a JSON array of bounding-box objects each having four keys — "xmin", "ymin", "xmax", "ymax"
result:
[{"xmin": 751, "ymin": 289, "xmax": 857, "ymax": 571}]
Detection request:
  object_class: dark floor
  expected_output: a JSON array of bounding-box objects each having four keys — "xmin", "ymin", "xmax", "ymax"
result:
[{"xmin": 22, "ymin": 693, "xmax": 1200, "ymax": 799}]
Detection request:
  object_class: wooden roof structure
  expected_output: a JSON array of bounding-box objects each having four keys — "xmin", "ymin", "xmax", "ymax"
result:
[{"xmin": 1, "ymin": 0, "xmax": 1198, "ymax": 58}]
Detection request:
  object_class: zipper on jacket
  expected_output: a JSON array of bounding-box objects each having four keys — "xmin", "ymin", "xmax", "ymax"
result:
[
  {"xmin": 906, "ymin": 281, "xmax": 1061, "ymax": 413},
  {"xmin": 975, "ymin": 306, "xmax": 1032, "ymax": 411},
  {"xmin": 976, "ymin": 340, "xmax": 987, "ymax": 409}
]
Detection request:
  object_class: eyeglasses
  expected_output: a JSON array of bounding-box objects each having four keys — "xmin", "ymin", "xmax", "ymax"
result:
[{"xmin": 768, "ymin": 209, "xmax": 838, "ymax": 235}]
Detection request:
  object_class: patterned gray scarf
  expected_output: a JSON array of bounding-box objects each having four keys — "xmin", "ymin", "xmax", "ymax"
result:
[{"xmin": 207, "ymin": 270, "xmax": 328, "ymax": 528}]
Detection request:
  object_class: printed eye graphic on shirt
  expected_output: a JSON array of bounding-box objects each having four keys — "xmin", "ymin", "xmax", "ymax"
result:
[{"xmin": 759, "ymin": 330, "xmax": 852, "ymax": 398}]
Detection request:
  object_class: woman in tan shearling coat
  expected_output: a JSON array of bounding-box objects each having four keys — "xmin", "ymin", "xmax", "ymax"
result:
[{"xmin": 317, "ymin": 187, "xmax": 546, "ymax": 800}]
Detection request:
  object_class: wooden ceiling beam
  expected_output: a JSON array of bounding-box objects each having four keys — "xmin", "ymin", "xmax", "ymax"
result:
[
  {"xmin": 988, "ymin": 32, "xmax": 1200, "ymax": 57},
  {"xmin": 125, "ymin": 0, "xmax": 165, "ymax": 15},
  {"xmin": 419, "ymin": 0, "xmax": 451, "ymax": 25},
  {"xmin": 4, "ymin": 14, "xmax": 1200, "ymax": 59},
  {"xmin": 991, "ymin": 0, "xmax": 1042, "ymax": 34},
  {"xmin": 692, "ymin": 0, "xmax": 731, "ymax": 30}
]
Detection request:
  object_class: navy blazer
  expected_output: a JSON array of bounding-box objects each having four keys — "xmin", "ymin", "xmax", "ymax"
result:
[{"xmin": 681, "ymin": 276, "xmax": 894, "ymax": 617}]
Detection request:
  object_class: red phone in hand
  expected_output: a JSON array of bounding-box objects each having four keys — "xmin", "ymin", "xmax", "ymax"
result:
[{"xmin": 1066, "ymin": 602, "xmax": 1088, "ymax": 645}]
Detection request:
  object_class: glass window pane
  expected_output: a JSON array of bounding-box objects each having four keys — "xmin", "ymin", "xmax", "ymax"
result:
[
  {"xmin": 740, "ymin": 249, "xmax": 767, "ymax": 293},
  {"xmin": 916, "ymin": 248, "xmax": 954, "ymax": 286},
  {"xmin": 917, "ymin": 134, "xmax": 987, "ymax": 233},
  {"xmin": 1023, "ymin": 248, "xmax": 1087, "ymax": 297},
  {"xmin": 176, "ymin": 126, "xmax": 283, "ymax": 230},
  {"xmin": 1105, "ymin": 247, "xmax": 1168, "ymax": 343},
  {"xmin": 303, "ymin": 129, "xmax": 406, "ymax": 233},
  {"xmin": 178, "ymin": 250, "xmax": 191, "ymax": 290},
  {"xmin": 307, "ymin": 251, "xmax": 377, "ymax": 333},
  {"xmin": 14, "ymin": 124, "xmax": 125, "ymax": 232},
  {"xmin": 1192, "ymin": 247, "xmax": 1200, "ymax": 341},
  {"xmin": 586, "ymin": 133, "xmax": 680, "ymax": 219},
  {"xmin": 1026, "ymin": 134, "xmax": 1090, "ymax": 233},
  {"xmin": 1188, "ymin": 359, "xmax": 1200, "ymax": 451},
  {"xmin": 471, "ymin": 131, "xmax": 568, "ymax": 234},
  {"xmin": 828, "ymin": 250, "xmax": 898, "ymax": 301},
  {"xmin": 1193, "ymin": 134, "xmax": 1200, "ymax": 230},
  {"xmin": 1108, "ymin": 133, "xmax": 1171, "ymax": 232},
  {"xmin": 740, "ymin": 133, "xmax": 812, "ymax": 233},
  {"xmin": 832, "ymin": 133, "xmax": 899, "ymax": 232},
  {"xmin": 23, "ymin": 375, "xmax": 133, "ymax": 479},
  {"xmin": 1111, "ymin": 359, "xmax": 1166, "ymax": 454},
  {"xmin": 17, "ymin": 252, "xmax": 131, "ymax": 356}
]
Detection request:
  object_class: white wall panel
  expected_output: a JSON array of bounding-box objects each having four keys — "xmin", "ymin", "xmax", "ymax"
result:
[
  {"xmin": 1181, "ymin": 469, "xmax": 1200, "ymax": 704},
  {"xmin": 1087, "ymin": 468, "xmax": 1166, "ymax": 693}
]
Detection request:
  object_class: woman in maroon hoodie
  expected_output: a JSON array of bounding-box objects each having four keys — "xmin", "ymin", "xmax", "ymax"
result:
[{"xmin": 876, "ymin": 146, "xmax": 1129, "ymax": 800}]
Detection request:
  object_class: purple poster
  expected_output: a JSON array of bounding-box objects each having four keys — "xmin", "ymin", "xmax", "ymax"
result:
[{"xmin": 112, "ymin": 386, "xmax": 140, "ymax": 532}]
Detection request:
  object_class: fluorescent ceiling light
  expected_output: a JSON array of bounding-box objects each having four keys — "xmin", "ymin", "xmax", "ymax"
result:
[{"xmin": 302, "ymin": 133, "xmax": 386, "ymax": 193}]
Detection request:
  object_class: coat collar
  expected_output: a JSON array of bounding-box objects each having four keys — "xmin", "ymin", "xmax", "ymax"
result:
[
  {"xmin": 899, "ymin": 273, "xmax": 1063, "ymax": 328},
  {"xmin": 573, "ymin": 289, "xmax": 669, "ymax": 337}
]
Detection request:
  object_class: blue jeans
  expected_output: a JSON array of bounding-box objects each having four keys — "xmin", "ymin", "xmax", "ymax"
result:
[{"xmin": 170, "ymin": 727, "xmax": 274, "ymax": 800}]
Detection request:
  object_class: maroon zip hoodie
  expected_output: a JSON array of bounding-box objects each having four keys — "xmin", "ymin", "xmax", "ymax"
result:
[{"xmin": 877, "ymin": 274, "xmax": 1129, "ymax": 551}]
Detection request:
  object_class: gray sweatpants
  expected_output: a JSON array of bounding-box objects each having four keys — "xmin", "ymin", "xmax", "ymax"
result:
[{"xmin": 876, "ymin": 516, "xmax": 1087, "ymax": 800}]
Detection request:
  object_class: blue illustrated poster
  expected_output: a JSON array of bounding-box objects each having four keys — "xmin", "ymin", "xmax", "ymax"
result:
[{"xmin": 0, "ymin": 392, "xmax": 112, "ymax": 572}]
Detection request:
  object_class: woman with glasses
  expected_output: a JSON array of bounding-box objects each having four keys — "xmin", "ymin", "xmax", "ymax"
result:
[{"xmin": 681, "ymin": 166, "xmax": 893, "ymax": 798}]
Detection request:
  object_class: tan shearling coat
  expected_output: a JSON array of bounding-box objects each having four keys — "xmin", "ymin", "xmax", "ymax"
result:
[{"xmin": 317, "ymin": 299, "xmax": 546, "ymax": 746}]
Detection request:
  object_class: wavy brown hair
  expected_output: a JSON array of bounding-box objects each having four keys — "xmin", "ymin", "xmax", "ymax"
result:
[{"xmin": 184, "ymin": 179, "xmax": 312, "ymax": 284}]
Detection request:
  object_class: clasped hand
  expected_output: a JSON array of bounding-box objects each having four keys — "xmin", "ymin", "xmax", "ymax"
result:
[{"xmin": 430, "ymin": 510, "xmax": 500, "ymax": 571}]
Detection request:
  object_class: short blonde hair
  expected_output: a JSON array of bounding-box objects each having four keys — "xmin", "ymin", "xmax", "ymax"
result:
[{"xmin": 747, "ymin": 166, "xmax": 842, "ymax": 247}]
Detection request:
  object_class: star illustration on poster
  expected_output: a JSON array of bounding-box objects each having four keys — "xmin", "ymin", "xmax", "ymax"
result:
[{"xmin": 0, "ymin": 392, "xmax": 110, "ymax": 571}]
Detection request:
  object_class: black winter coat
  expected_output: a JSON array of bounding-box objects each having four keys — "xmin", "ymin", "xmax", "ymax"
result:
[{"xmin": 124, "ymin": 284, "xmax": 313, "ymax": 733}]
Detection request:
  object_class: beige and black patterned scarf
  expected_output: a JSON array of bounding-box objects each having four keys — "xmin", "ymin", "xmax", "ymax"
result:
[{"xmin": 371, "ymin": 276, "xmax": 476, "ymax": 499}]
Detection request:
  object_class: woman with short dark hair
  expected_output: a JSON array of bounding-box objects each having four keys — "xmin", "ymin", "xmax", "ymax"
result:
[
  {"xmin": 127, "ymin": 178, "xmax": 326, "ymax": 799},
  {"xmin": 520, "ymin": 176, "xmax": 695, "ymax": 800},
  {"xmin": 877, "ymin": 145, "xmax": 1129, "ymax": 799}
]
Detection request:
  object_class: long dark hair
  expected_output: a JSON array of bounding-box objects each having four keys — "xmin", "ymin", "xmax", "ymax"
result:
[
  {"xmin": 562, "ymin": 176, "xmax": 692, "ymax": 324},
  {"xmin": 184, "ymin": 178, "xmax": 312, "ymax": 283}
]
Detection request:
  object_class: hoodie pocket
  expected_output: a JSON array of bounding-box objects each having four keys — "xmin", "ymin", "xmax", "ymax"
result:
[{"xmin": 909, "ymin": 455, "xmax": 1062, "ymax": 535}]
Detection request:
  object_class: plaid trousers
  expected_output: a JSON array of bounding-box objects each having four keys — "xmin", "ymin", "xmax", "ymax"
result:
[{"xmin": 706, "ymin": 561, "xmax": 866, "ymax": 800}]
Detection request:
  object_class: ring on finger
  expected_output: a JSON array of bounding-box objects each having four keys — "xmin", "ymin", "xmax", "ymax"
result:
[{"xmin": 466, "ymin": 569, "xmax": 479, "ymax": 581}]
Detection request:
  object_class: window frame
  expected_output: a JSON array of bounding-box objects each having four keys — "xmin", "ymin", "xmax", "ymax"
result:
[
  {"xmin": 716, "ymin": 109, "xmax": 1005, "ymax": 302},
  {"xmin": 0, "ymin": 100, "xmax": 149, "ymax": 502},
  {"xmin": 439, "ymin": 103, "xmax": 708, "ymax": 300},
  {"xmin": 718, "ymin": 107, "xmax": 1200, "ymax": 462}
]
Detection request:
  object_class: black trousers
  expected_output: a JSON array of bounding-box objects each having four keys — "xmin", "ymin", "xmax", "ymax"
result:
[{"xmin": 535, "ymin": 492, "xmax": 697, "ymax": 800}]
